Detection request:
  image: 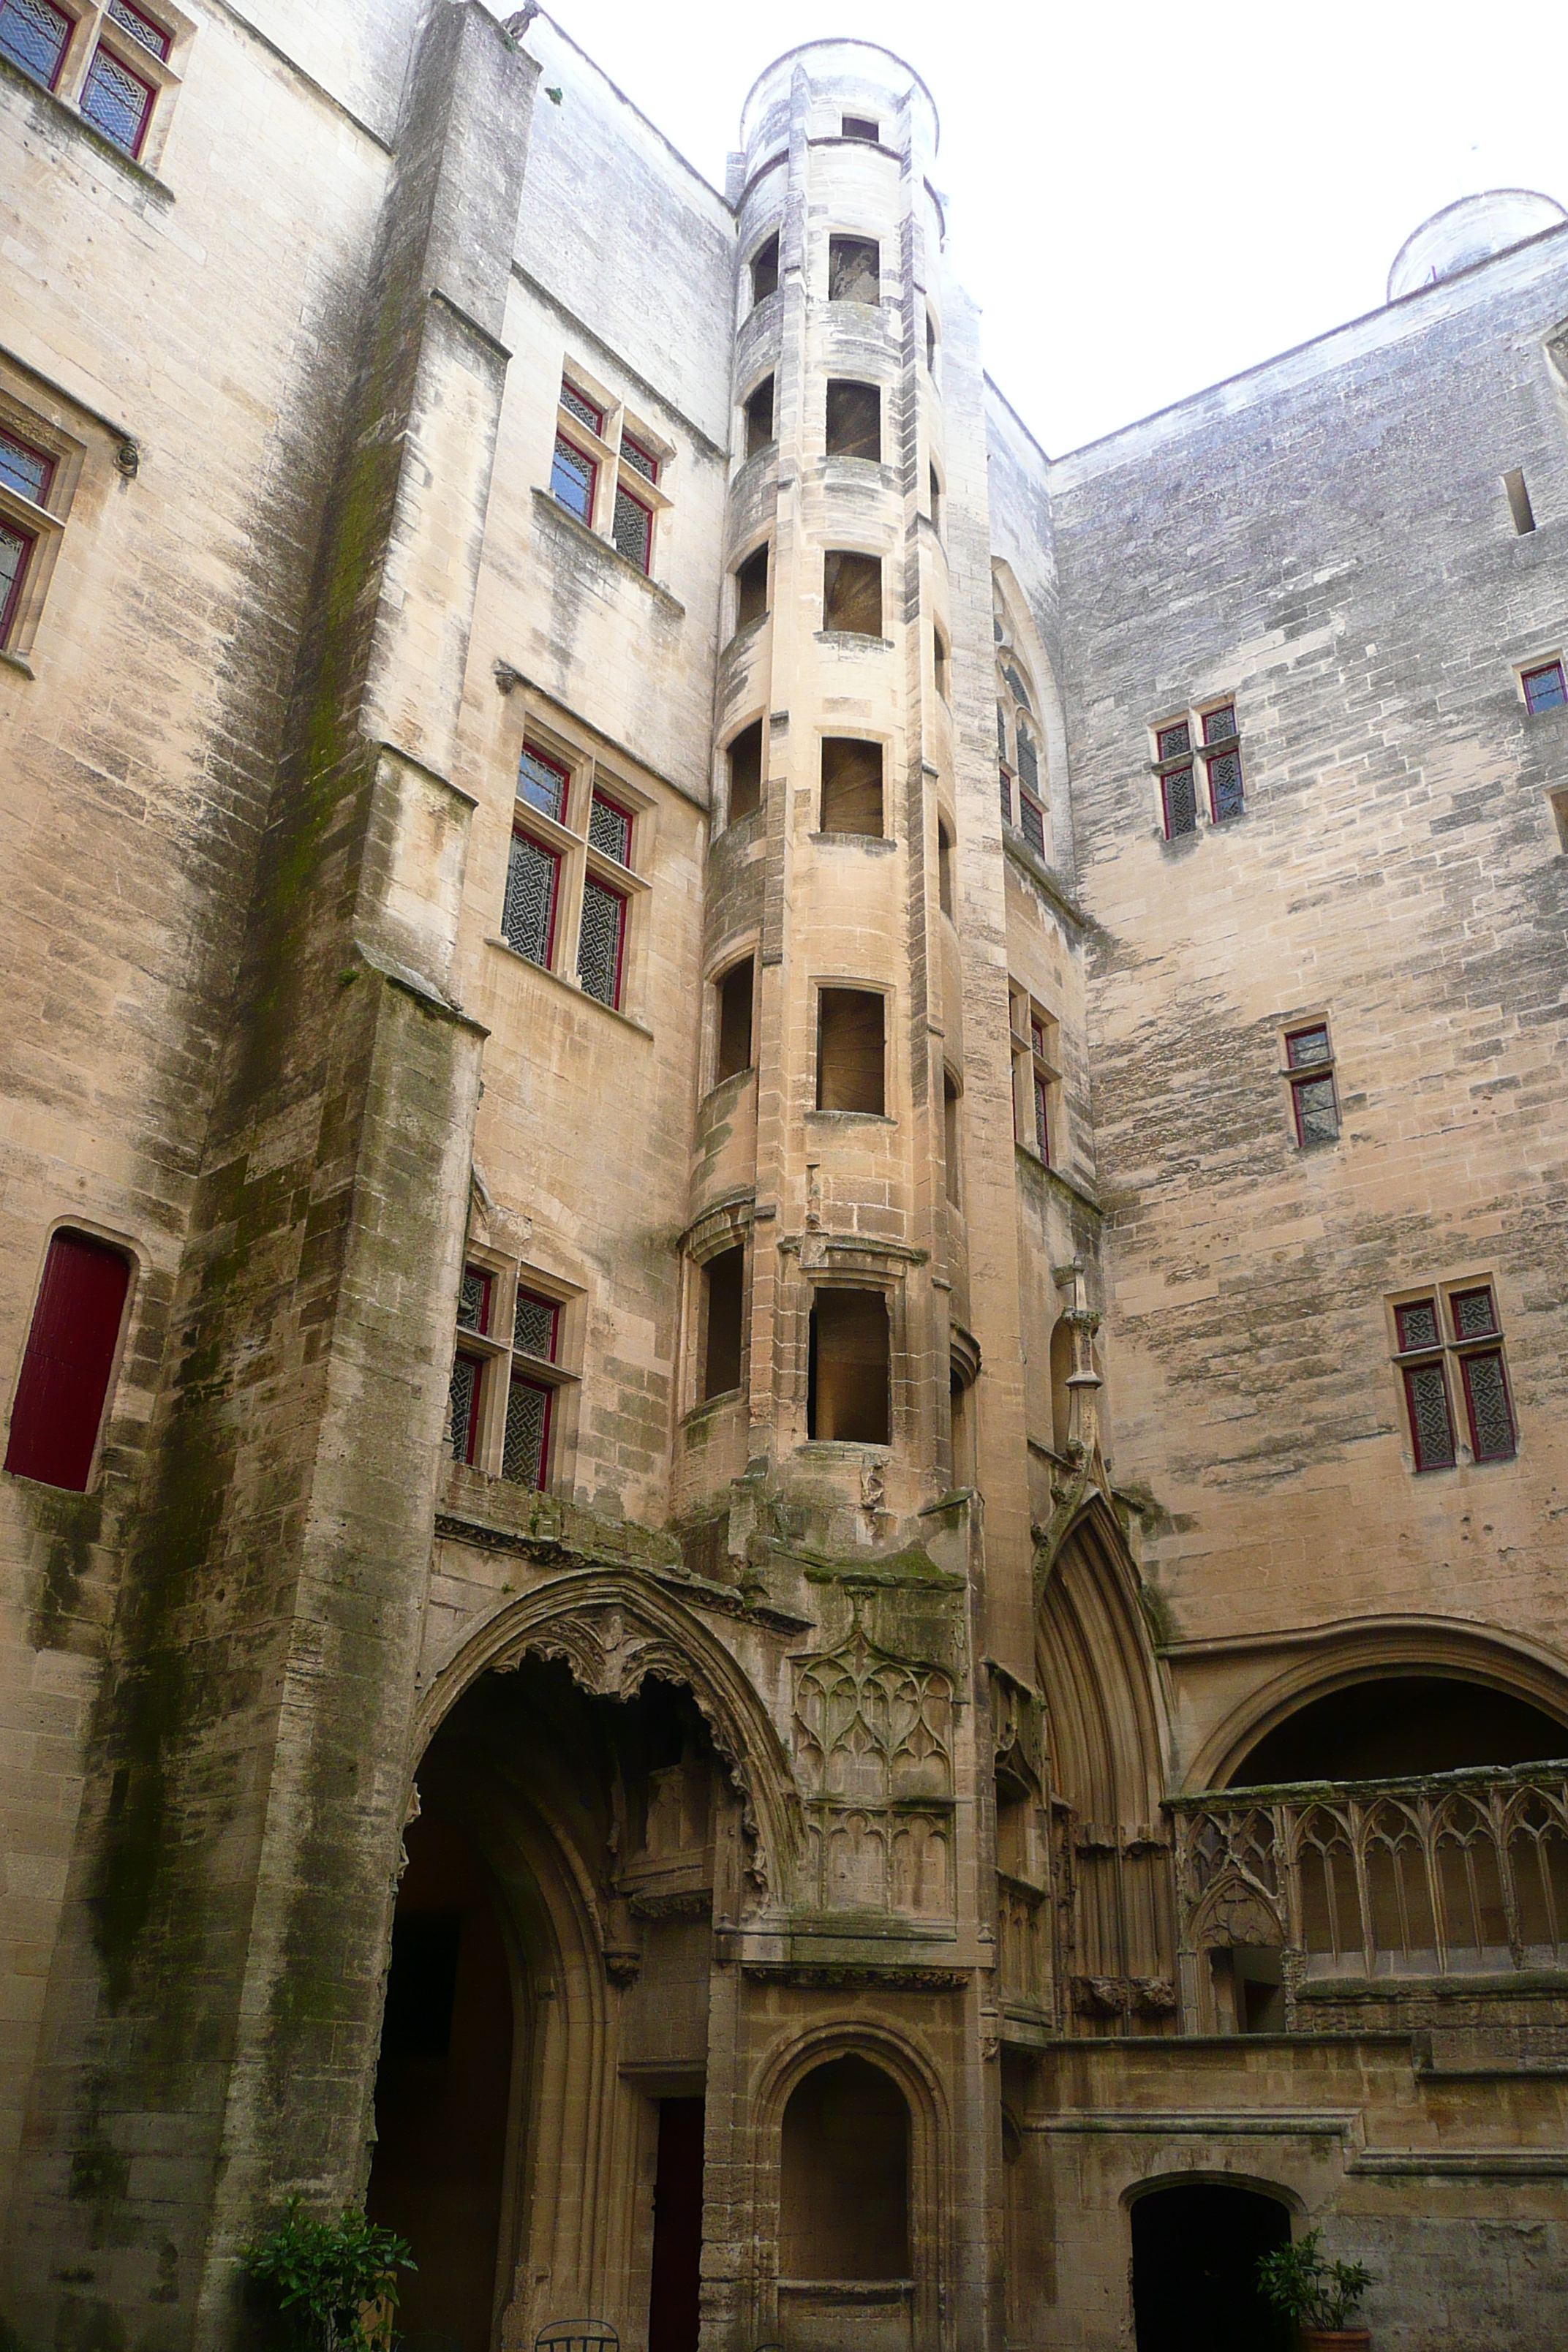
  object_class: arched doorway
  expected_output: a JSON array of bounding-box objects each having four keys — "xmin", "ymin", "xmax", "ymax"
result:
[
  {"xmin": 1232, "ymin": 1674, "xmax": 1568, "ymax": 1784},
  {"xmin": 1130, "ymin": 2182, "xmax": 1290, "ymax": 2352},
  {"xmin": 778, "ymin": 2057, "xmax": 911, "ymax": 2345}
]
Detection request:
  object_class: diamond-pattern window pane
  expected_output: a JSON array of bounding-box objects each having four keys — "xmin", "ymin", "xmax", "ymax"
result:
[
  {"xmin": 0, "ymin": 429, "xmax": 50, "ymax": 503},
  {"xmin": 0, "ymin": 0, "xmax": 72, "ymax": 86},
  {"xmin": 621, "ymin": 434, "xmax": 657, "ymax": 483},
  {"xmin": 503, "ymin": 1377, "xmax": 550, "ymax": 1487},
  {"xmin": 1019, "ymin": 791, "xmax": 1045, "ymax": 861},
  {"xmin": 518, "ymin": 742, "xmax": 567, "ymax": 819},
  {"xmin": 1451, "ymin": 1286, "xmax": 1498, "ymax": 1340},
  {"xmin": 997, "ymin": 703, "xmax": 1008, "ymax": 758},
  {"xmin": 589, "ymin": 791, "xmax": 632, "ymax": 864},
  {"xmin": 999, "ymin": 771, "xmax": 1012, "ymax": 827},
  {"xmin": 80, "ymin": 45, "xmax": 154, "ymax": 151},
  {"xmin": 1286, "ymin": 1026, "xmax": 1331, "ymax": 1069},
  {"xmin": 559, "ymin": 380, "xmax": 603, "ymax": 435},
  {"xmin": 1207, "ymin": 748, "xmax": 1244, "ymax": 819},
  {"xmin": 1292, "ymin": 1074, "xmax": 1339, "ymax": 1144},
  {"xmin": 1523, "ymin": 662, "xmax": 1567, "ymax": 714},
  {"xmin": 1003, "ymin": 663, "xmax": 1033, "ymax": 715},
  {"xmin": 1202, "ymin": 704, "xmax": 1237, "ymax": 744},
  {"xmin": 1404, "ymin": 1361, "xmax": 1455, "ymax": 1471},
  {"xmin": 578, "ymin": 876, "xmax": 625, "ymax": 1007},
  {"xmin": 108, "ymin": 0, "xmax": 170, "ymax": 56},
  {"xmin": 502, "ymin": 832, "xmax": 559, "ymax": 966},
  {"xmin": 1163, "ymin": 768, "xmax": 1196, "ymax": 837},
  {"xmin": 1017, "ymin": 729, "xmax": 1039, "ymax": 795},
  {"xmin": 612, "ymin": 486, "xmax": 652, "ymax": 572},
  {"xmin": 1463, "ymin": 1350, "xmax": 1515, "ymax": 1461},
  {"xmin": 551, "ymin": 435, "xmax": 595, "ymax": 521},
  {"xmin": 1395, "ymin": 1300, "xmax": 1440, "ymax": 1353},
  {"xmin": 448, "ymin": 1354, "xmax": 481, "ymax": 1463},
  {"xmin": 0, "ymin": 520, "xmax": 31, "ymax": 632},
  {"xmin": 457, "ymin": 1264, "xmax": 491, "ymax": 1334},
  {"xmin": 1156, "ymin": 720, "xmax": 1191, "ymax": 762},
  {"xmin": 513, "ymin": 1289, "xmax": 559, "ymax": 1361}
]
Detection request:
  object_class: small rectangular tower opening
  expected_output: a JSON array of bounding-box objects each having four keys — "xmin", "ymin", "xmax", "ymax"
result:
[
  {"xmin": 727, "ymin": 720, "xmax": 764, "ymax": 821},
  {"xmin": 745, "ymin": 375, "xmax": 775, "ymax": 457},
  {"xmin": 829, "ymin": 235, "xmax": 880, "ymax": 305},
  {"xmin": 826, "ymin": 380, "xmax": 881, "ymax": 461},
  {"xmin": 715, "ymin": 957, "xmax": 754, "ymax": 1082},
  {"xmin": 750, "ymin": 233, "xmax": 780, "ymax": 306},
  {"xmin": 735, "ymin": 546, "xmax": 769, "ymax": 631},
  {"xmin": 701, "ymin": 1246, "xmax": 746, "ymax": 1401},
  {"xmin": 1504, "ymin": 467, "xmax": 1537, "ymax": 535},
  {"xmin": 817, "ymin": 987, "xmax": 885, "ymax": 1114},
  {"xmin": 842, "ymin": 115, "xmax": 879, "ymax": 143},
  {"xmin": 820, "ymin": 738, "xmax": 884, "ymax": 836},
  {"xmin": 823, "ymin": 551, "xmax": 882, "ymax": 636},
  {"xmin": 808, "ymin": 1289, "xmax": 891, "ymax": 1444}
]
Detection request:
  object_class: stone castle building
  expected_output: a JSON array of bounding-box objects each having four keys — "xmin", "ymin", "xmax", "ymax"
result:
[{"xmin": 2, "ymin": 5, "xmax": 1567, "ymax": 2347}]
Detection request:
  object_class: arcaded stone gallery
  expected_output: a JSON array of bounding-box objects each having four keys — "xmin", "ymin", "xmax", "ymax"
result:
[{"xmin": 1, "ymin": 4, "xmax": 1567, "ymax": 2347}]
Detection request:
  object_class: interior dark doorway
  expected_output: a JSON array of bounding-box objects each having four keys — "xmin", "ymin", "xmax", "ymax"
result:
[
  {"xmin": 648, "ymin": 2097, "xmax": 705, "ymax": 2352},
  {"xmin": 1130, "ymin": 2182, "xmax": 1290, "ymax": 2352},
  {"xmin": 366, "ymin": 1809, "xmax": 513, "ymax": 2352}
]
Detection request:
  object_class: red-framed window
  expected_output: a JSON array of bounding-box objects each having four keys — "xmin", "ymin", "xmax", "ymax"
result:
[
  {"xmin": 0, "ymin": 516, "xmax": 36, "ymax": 645},
  {"xmin": 448, "ymin": 1351, "xmax": 484, "ymax": 1464},
  {"xmin": 559, "ymin": 379, "xmax": 604, "ymax": 437},
  {"xmin": 513, "ymin": 1287, "xmax": 559, "ymax": 1362},
  {"xmin": 550, "ymin": 434, "xmax": 597, "ymax": 524},
  {"xmin": 611, "ymin": 481, "xmax": 653, "ymax": 573},
  {"xmin": 0, "ymin": 425, "xmax": 56, "ymax": 505},
  {"xmin": 1202, "ymin": 704, "xmax": 1243, "ymax": 821},
  {"xmin": 456, "ymin": 1263, "xmax": 493, "ymax": 1336},
  {"xmin": 106, "ymin": 0, "xmax": 170, "ymax": 58},
  {"xmin": 518, "ymin": 739, "xmax": 569, "ymax": 821},
  {"xmin": 80, "ymin": 37, "xmax": 156, "ymax": 155},
  {"xmin": 1030, "ymin": 1018, "xmax": 1051, "ymax": 1164},
  {"xmin": 1155, "ymin": 719, "xmax": 1196, "ymax": 838},
  {"xmin": 4, "ymin": 1230, "xmax": 132, "ymax": 1490},
  {"xmin": 1016, "ymin": 726, "xmax": 1046, "ymax": 856},
  {"xmin": 502, "ymin": 1374, "xmax": 551, "ymax": 1488},
  {"xmin": 1523, "ymin": 660, "xmax": 1567, "ymax": 715},
  {"xmin": 0, "ymin": 0, "xmax": 75, "ymax": 90},
  {"xmin": 620, "ymin": 433, "xmax": 658, "ymax": 486},
  {"xmin": 1450, "ymin": 1286, "xmax": 1515, "ymax": 1463},
  {"xmin": 577, "ymin": 874, "xmax": 627, "ymax": 1008},
  {"xmin": 1394, "ymin": 1299, "xmax": 1455, "ymax": 1472},
  {"xmin": 1285, "ymin": 1025, "xmax": 1339, "ymax": 1145},
  {"xmin": 588, "ymin": 788, "xmax": 633, "ymax": 865},
  {"xmin": 501, "ymin": 829, "xmax": 561, "ymax": 968}
]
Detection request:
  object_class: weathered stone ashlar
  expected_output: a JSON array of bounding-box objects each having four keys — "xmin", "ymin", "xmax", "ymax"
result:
[{"xmin": 1, "ymin": 10, "xmax": 1567, "ymax": 2352}]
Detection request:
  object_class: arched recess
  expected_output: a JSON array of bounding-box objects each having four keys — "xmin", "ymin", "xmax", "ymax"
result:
[
  {"xmin": 1185, "ymin": 1618, "xmax": 1568, "ymax": 1795},
  {"xmin": 1035, "ymin": 1496, "xmax": 1175, "ymax": 2032},
  {"xmin": 743, "ymin": 2022, "xmax": 951, "ymax": 2352},
  {"xmin": 413, "ymin": 1568, "xmax": 803, "ymax": 1897},
  {"xmin": 1127, "ymin": 2176, "xmax": 1294, "ymax": 2352}
]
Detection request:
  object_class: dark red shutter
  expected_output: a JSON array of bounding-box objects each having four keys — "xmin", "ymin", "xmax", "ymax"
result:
[{"xmin": 5, "ymin": 1232, "xmax": 131, "ymax": 1490}]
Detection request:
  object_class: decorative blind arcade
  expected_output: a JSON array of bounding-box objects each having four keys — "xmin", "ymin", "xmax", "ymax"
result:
[{"xmin": 577, "ymin": 875, "xmax": 626, "ymax": 1007}]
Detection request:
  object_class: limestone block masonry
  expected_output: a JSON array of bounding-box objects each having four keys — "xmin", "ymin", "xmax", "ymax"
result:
[{"xmin": 1, "ymin": 12, "xmax": 1567, "ymax": 2352}]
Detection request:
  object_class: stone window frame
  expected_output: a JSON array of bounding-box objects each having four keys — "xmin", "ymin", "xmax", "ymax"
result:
[
  {"xmin": 1, "ymin": 0, "xmax": 194, "ymax": 176},
  {"xmin": 824, "ymin": 228, "xmax": 883, "ymax": 309},
  {"xmin": 997, "ymin": 645, "xmax": 1046, "ymax": 858},
  {"xmin": 810, "ymin": 976, "xmax": 895, "ymax": 1123},
  {"xmin": 1278, "ymin": 1014, "xmax": 1341, "ymax": 1150},
  {"xmin": 0, "ymin": 380, "xmax": 92, "ymax": 669},
  {"xmin": 549, "ymin": 362, "xmax": 674, "ymax": 581},
  {"xmin": 678, "ymin": 1205, "xmax": 754, "ymax": 1424},
  {"xmin": 1386, "ymin": 1278, "xmax": 1518, "ymax": 1476},
  {"xmin": 1517, "ymin": 653, "xmax": 1567, "ymax": 715},
  {"xmin": 1149, "ymin": 696, "xmax": 1245, "ymax": 838},
  {"xmin": 1008, "ymin": 984, "xmax": 1059, "ymax": 1167},
  {"xmin": 492, "ymin": 707, "xmax": 655, "ymax": 1027},
  {"xmin": 706, "ymin": 937, "xmax": 758, "ymax": 1094},
  {"xmin": 447, "ymin": 1244, "xmax": 583, "ymax": 1493}
]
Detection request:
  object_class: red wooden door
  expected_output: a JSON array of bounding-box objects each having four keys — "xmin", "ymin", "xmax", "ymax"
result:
[
  {"xmin": 647, "ymin": 2097, "xmax": 704, "ymax": 2352},
  {"xmin": 5, "ymin": 1231, "xmax": 129, "ymax": 1489}
]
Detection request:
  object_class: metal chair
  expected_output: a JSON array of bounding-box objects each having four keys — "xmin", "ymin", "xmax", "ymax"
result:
[{"xmin": 533, "ymin": 2326, "xmax": 619, "ymax": 2352}]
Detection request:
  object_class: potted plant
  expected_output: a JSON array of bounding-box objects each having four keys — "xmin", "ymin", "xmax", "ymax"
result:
[
  {"xmin": 1256, "ymin": 2229, "xmax": 1373, "ymax": 2349},
  {"xmin": 243, "ymin": 2198, "xmax": 415, "ymax": 2352}
]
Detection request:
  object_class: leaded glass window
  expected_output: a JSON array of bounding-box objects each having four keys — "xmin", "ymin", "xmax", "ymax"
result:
[
  {"xmin": 1033, "ymin": 1070, "xmax": 1049, "ymax": 1163},
  {"xmin": 1286, "ymin": 1026, "xmax": 1331, "ymax": 1070},
  {"xmin": 502, "ymin": 830, "xmax": 560, "ymax": 967},
  {"xmin": 559, "ymin": 380, "xmax": 604, "ymax": 436},
  {"xmin": 513, "ymin": 1289, "xmax": 559, "ymax": 1362},
  {"xmin": 1207, "ymin": 747, "xmax": 1244, "ymax": 821},
  {"xmin": 1291, "ymin": 1074, "xmax": 1339, "ymax": 1145},
  {"xmin": 577, "ymin": 875, "xmax": 626, "ymax": 1007},
  {"xmin": 1202, "ymin": 704, "xmax": 1237, "ymax": 745},
  {"xmin": 1017, "ymin": 728, "xmax": 1039, "ymax": 798},
  {"xmin": 503, "ymin": 1376, "xmax": 551, "ymax": 1487},
  {"xmin": 1523, "ymin": 660, "xmax": 1567, "ymax": 714},
  {"xmin": 1461, "ymin": 1350, "xmax": 1515, "ymax": 1461},
  {"xmin": 80, "ymin": 42, "xmax": 155, "ymax": 153},
  {"xmin": 1156, "ymin": 720, "xmax": 1191, "ymax": 763},
  {"xmin": 1162, "ymin": 768, "xmax": 1196, "ymax": 838},
  {"xmin": 0, "ymin": 427, "xmax": 53, "ymax": 504},
  {"xmin": 1451, "ymin": 1286, "xmax": 1499, "ymax": 1341},
  {"xmin": 448, "ymin": 1352, "xmax": 483, "ymax": 1463},
  {"xmin": 0, "ymin": 0, "xmax": 72, "ymax": 87},
  {"xmin": 1395, "ymin": 1300, "xmax": 1441, "ymax": 1353},
  {"xmin": 588, "ymin": 790, "xmax": 632, "ymax": 864},
  {"xmin": 457, "ymin": 1264, "xmax": 491, "ymax": 1335},
  {"xmin": 621, "ymin": 434, "xmax": 657, "ymax": 484},
  {"xmin": 999, "ymin": 770, "xmax": 1012, "ymax": 828},
  {"xmin": 1403, "ymin": 1360, "xmax": 1455, "ymax": 1471},
  {"xmin": 550, "ymin": 434, "xmax": 595, "ymax": 523},
  {"xmin": 518, "ymin": 741, "xmax": 568, "ymax": 820},
  {"xmin": 612, "ymin": 483, "xmax": 652, "ymax": 573},
  {"xmin": 0, "ymin": 519, "xmax": 34, "ymax": 641},
  {"xmin": 1019, "ymin": 790, "xmax": 1045, "ymax": 861},
  {"xmin": 108, "ymin": 0, "xmax": 170, "ymax": 56}
]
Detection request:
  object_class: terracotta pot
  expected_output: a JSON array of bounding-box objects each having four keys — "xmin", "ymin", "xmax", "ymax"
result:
[{"xmin": 1300, "ymin": 2332, "xmax": 1370, "ymax": 2351}]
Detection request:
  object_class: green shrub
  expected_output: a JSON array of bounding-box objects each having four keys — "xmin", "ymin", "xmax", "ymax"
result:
[
  {"xmin": 1256, "ymin": 2229, "xmax": 1371, "ymax": 2331},
  {"xmin": 243, "ymin": 2199, "xmax": 415, "ymax": 2352}
]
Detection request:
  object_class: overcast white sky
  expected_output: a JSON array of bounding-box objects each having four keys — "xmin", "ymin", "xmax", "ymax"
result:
[{"xmin": 543, "ymin": 0, "xmax": 1567, "ymax": 455}]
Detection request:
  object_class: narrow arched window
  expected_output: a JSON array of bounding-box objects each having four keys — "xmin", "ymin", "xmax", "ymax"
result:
[{"xmin": 5, "ymin": 1230, "xmax": 132, "ymax": 1490}]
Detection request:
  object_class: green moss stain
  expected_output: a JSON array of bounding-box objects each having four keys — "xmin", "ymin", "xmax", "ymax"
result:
[{"xmin": 23, "ymin": 1484, "xmax": 103, "ymax": 1650}]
